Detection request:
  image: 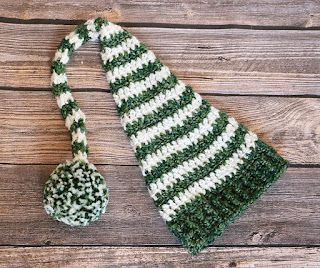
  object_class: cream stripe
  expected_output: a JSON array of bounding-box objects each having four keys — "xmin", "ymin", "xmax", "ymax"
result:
[
  {"xmin": 73, "ymin": 151, "xmax": 88, "ymax": 162},
  {"xmin": 54, "ymin": 49, "xmax": 69, "ymax": 64},
  {"xmin": 140, "ymin": 107, "xmax": 220, "ymax": 173},
  {"xmin": 65, "ymin": 109, "xmax": 86, "ymax": 130},
  {"xmin": 113, "ymin": 66, "xmax": 171, "ymax": 106},
  {"xmin": 106, "ymin": 50, "xmax": 156, "ymax": 83},
  {"xmin": 65, "ymin": 31, "xmax": 84, "ymax": 50},
  {"xmin": 56, "ymin": 91, "xmax": 74, "ymax": 109},
  {"xmin": 99, "ymin": 23, "xmax": 123, "ymax": 41},
  {"xmin": 130, "ymin": 93, "xmax": 203, "ymax": 151},
  {"xmin": 72, "ymin": 128, "xmax": 87, "ymax": 145},
  {"xmin": 101, "ymin": 36, "xmax": 140, "ymax": 63},
  {"xmin": 148, "ymin": 117, "xmax": 239, "ymax": 200},
  {"xmin": 51, "ymin": 71, "xmax": 67, "ymax": 85},
  {"xmin": 85, "ymin": 19, "xmax": 99, "ymax": 41},
  {"xmin": 121, "ymin": 81, "xmax": 186, "ymax": 127},
  {"xmin": 159, "ymin": 132, "xmax": 258, "ymax": 222}
]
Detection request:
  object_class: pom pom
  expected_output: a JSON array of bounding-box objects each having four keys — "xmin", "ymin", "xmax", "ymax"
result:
[{"xmin": 43, "ymin": 160, "xmax": 109, "ymax": 226}]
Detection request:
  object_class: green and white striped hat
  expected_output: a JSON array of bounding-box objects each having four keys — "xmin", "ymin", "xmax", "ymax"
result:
[{"xmin": 44, "ymin": 17, "xmax": 288, "ymax": 254}]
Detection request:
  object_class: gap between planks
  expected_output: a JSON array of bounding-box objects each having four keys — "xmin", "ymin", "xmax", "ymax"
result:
[
  {"xmin": 0, "ymin": 244, "xmax": 320, "ymax": 248},
  {"xmin": 0, "ymin": 0, "xmax": 320, "ymax": 28},
  {"xmin": 1, "ymin": 90, "xmax": 320, "ymax": 165},
  {"xmin": 1, "ymin": 23, "xmax": 320, "ymax": 95},
  {"xmin": 2, "ymin": 86, "xmax": 320, "ymax": 99},
  {"xmin": 0, "ymin": 165, "xmax": 319, "ymax": 246},
  {"xmin": 1, "ymin": 16, "xmax": 320, "ymax": 31},
  {"xmin": 0, "ymin": 246, "xmax": 319, "ymax": 267}
]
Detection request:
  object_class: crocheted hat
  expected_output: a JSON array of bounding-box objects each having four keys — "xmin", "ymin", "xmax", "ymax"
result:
[{"xmin": 44, "ymin": 17, "xmax": 288, "ymax": 254}]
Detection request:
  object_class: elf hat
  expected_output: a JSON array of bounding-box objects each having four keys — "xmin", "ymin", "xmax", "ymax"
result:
[{"xmin": 44, "ymin": 17, "xmax": 288, "ymax": 254}]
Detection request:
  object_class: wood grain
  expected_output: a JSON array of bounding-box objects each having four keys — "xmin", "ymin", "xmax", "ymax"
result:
[
  {"xmin": 0, "ymin": 23, "xmax": 320, "ymax": 95},
  {"xmin": 1, "ymin": 90, "xmax": 319, "ymax": 165},
  {"xmin": 0, "ymin": 165, "xmax": 319, "ymax": 246},
  {"xmin": 0, "ymin": 0, "xmax": 318, "ymax": 266},
  {"xmin": 1, "ymin": 1, "xmax": 320, "ymax": 28},
  {"xmin": 0, "ymin": 246, "xmax": 319, "ymax": 268}
]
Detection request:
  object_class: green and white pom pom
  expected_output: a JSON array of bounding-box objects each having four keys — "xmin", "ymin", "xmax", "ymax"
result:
[{"xmin": 44, "ymin": 160, "xmax": 109, "ymax": 226}]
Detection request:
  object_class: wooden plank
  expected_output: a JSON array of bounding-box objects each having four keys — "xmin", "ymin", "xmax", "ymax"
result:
[
  {"xmin": 0, "ymin": 23, "xmax": 320, "ymax": 95},
  {"xmin": 0, "ymin": 165, "xmax": 319, "ymax": 246},
  {"xmin": 1, "ymin": 90, "xmax": 319, "ymax": 165},
  {"xmin": 1, "ymin": 1, "xmax": 320, "ymax": 27},
  {"xmin": 0, "ymin": 246, "xmax": 319, "ymax": 268}
]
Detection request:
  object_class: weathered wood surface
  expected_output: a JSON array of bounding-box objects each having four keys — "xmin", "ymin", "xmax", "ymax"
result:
[
  {"xmin": 1, "ymin": 90, "xmax": 319, "ymax": 165},
  {"xmin": 0, "ymin": 246, "xmax": 319, "ymax": 268},
  {"xmin": 0, "ymin": 23, "xmax": 320, "ymax": 95},
  {"xmin": 0, "ymin": 1, "xmax": 319, "ymax": 266},
  {"xmin": 0, "ymin": 165, "xmax": 319, "ymax": 246},
  {"xmin": 1, "ymin": 1, "xmax": 320, "ymax": 28}
]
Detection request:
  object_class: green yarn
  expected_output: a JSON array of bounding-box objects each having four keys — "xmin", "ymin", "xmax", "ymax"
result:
[
  {"xmin": 110, "ymin": 59, "xmax": 163, "ymax": 92},
  {"xmin": 69, "ymin": 118, "xmax": 86, "ymax": 134},
  {"xmin": 103, "ymin": 44, "xmax": 147, "ymax": 71},
  {"xmin": 60, "ymin": 100, "xmax": 79, "ymax": 119},
  {"xmin": 75, "ymin": 24, "xmax": 91, "ymax": 42},
  {"xmin": 43, "ymin": 160, "xmax": 109, "ymax": 226},
  {"xmin": 135, "ymin": 101, "xmax": 211, "ymax": 160},
  {"xmin": 100, "ymin": 29, "xmax": 131, "ymax": 48},
  {"xmin": 117, "ymin": 73, "xmax": 178, "ymax": 116},
  {"xmin": 167, "ymin": 140, "xmax": 288, "ymax": 255},
  {"xmin": 58, "ymin": 38, "xmax": 75, "ymax": 56},
  {"xmin": 52, "ymin": 83, "xmax": 71, "ymax": 96},
  {"xmin": 51, "ymin": 60, "xmax": 66, "ymax": 75},
  {"xmin": 71, "ymin": 141, "xmax": 89, "ymax": 155},
  {"xmin": 154, "ymin": 125, "xmax": 248, "ymax": 207},
  {"xmin": 48, "ymin": 18, "xmax": 288, "ymax": 256},
  {"xmin": 125, "ymin": 86, "xmax": 195, "ymax": 136},
  {"xmin": 144, "ymin": 111, "xmax": 229, "ymax": 184}
]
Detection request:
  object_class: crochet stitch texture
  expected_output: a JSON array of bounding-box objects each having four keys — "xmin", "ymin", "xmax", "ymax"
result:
[
  {"xmin": 48, "ymin": 17, "xmax": 288, "ymax": 254},
  {"xmin": 44, "ymin": 160, "xmax": 109, "ymax": 226}
]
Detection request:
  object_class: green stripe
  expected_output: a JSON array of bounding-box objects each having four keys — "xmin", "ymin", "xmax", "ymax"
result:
[
  {"xmin": 110, "ymin": 59, "xmax": 163, "ymax": 93},
  {"xmin": 154, "ymin": 125, "xmax": 248, "ymax": 207},
  {"xmin": 94, "ymin": 17, "xmax": 109, "ymax": 31},
  {"xmin": 100, "ymin": 30, "xmax": 132, "ymax": 49},
  {"xmin": 70, "ymin": 118, "xmax": 86, "ymax": 133},
  {"xmin": 125, "ymin": 86, "xmax": 194, "ymax": 137},
  {"xmin": 144, "ymin": 111, "xmax": 229, "ymax": 185},
  {"xmin": 72, "ymin": 140, "xmax": 89, "ymax": 155},
  {"xmin": 58, "ymin": 39, "xmax": 75, "ymax": 57},
  {"xmin": 117, "ymin": 73, "xmax": 178, "ymax": 116},
  {"xmin": 76, "ymin": 24, "xmax": 91, "ymax": 42},
  {"xmin": 51, "ymin": 61, "xmax": 65, "ymax": 75},
  {"xmin": 103, "ymin": 43, "xmax": 147, "ymax": 71},
  {"xmin": 135, "ymin": 101, "xmax": 211, "ymax": 160},
  {"xmin": 166, "ymin": 139, "xmax": 288, "ymax": 255},
  {"xmin": 60, "ymin": 100, "xmax": 79, "ymax": 119},
  {"xmin": 52, "ymin": 82, "xmax": 71, "ymax": 96}
]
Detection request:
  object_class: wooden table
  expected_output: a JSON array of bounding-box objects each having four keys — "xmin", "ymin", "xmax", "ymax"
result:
[{"xmin": 0, "ymin": 1, "xmax": 320, "ymax": 267}]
